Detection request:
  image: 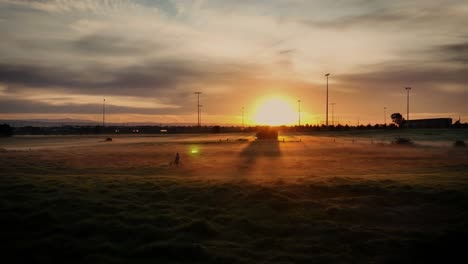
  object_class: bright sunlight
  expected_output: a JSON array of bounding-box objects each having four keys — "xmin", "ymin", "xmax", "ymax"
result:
[{"xmin": 252, "ymin": 96, "xmax": 297, "ymax": 125}]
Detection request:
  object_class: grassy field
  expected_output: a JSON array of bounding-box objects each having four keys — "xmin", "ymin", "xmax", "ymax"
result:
[{"xmin": 1, "ymin": 131, "xmax": 468, "ymax": 263}]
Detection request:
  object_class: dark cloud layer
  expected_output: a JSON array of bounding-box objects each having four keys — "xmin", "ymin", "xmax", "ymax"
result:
[
  {"xmin": 301, "ymin": 9, "xmax": 406, "ymax": 30},
  {"xmin": 0, "ymin": 98, "xmax": 189, "ymax": 115},
  {"xmin": 438, "ymin": 41, "xmax": 468, "ymax": 64},
  {"xmin": 338, "ymin": 66, "xmax": 468, "ymax": 87},
  {"xmin": 0, "ymin": 60, "xmax": 262, "ymax": 100},
  {"xmin": 336, "ymin": 40, "xmax": 468, "ymax": 92},
  {"xmin": 72, "ymin": 34, "xmax": 153, "ymax": 55},
  {"xmin": 300, "ymin": 2, "xmax": 468, "ymax": 33},
  {"xmin": 0, "ymin": 57, "xmax": 270, "ymax": 117},
  {"xmin": 333, "ymin": 63, "xmax": 468, "ymax": 115}
]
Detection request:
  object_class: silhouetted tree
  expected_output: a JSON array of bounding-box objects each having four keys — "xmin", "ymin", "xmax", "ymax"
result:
[
  {"xmin": 391, "ymin": 113, "xmax": 405, "ymax": 127},
  {"xmin": 0, "ymin": 124, "xmax": 13, "ymax": 137}
]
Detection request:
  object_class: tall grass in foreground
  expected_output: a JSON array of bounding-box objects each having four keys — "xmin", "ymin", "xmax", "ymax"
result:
[{"xmin": 1, "ymin": 171, "xmax": 468, "ymax": 263}]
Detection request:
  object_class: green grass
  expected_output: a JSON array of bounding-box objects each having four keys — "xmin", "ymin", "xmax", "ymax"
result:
[{"xmin": 1, "ymin": 134, "xmax": 468, "ymax": 263}]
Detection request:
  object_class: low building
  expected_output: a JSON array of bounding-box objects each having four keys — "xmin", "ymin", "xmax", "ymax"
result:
[{"xmin": 406, "ymin": 118, "xmax": 452, "ymax": 128}]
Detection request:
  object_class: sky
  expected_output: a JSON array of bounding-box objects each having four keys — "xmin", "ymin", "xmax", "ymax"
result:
[{"xmin": 0, "ymin": 0, "xmax": 467, "ymax": 125}]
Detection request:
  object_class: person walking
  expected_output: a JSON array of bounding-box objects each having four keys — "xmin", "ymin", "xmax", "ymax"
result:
[{"xmin": 174, "ymin": 153, "xmax": 180, "ymax": 167}]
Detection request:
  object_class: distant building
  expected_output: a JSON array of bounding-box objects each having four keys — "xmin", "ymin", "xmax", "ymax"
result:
[{"xmin": 406, "ymin": 118, "xmax": 452, "ymax": 128}]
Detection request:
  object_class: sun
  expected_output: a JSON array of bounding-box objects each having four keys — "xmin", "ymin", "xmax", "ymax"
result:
[{"xmin": 252, "ymin": 96, "xmax": 297, "ymax": 126}]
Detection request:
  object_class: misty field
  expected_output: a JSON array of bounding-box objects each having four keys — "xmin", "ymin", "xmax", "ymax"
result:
[{"xmin": 1, "ymin": 131, "xmax": 468, "ymax": 263}]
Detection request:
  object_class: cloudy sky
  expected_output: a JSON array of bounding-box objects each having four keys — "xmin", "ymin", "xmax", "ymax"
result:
[{"xmin": 0, "ymin": 0, "xmax": 467, "ymax": 125}]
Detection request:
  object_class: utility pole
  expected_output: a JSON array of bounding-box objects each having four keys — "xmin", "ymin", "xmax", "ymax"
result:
[
  {"xmin": 405, "ymin": 87, "xmax": 411, "ymax": 126},
  {"xmin": 194, "ymin": 92, "xmax": 202, "ymax": 127},
  {"xmin": 102, "ymin": 98, "xmax": 106, "ymax": 127},
  {"xmin": 384, "ymin": 107, "xmax": 387, "ymax": 125},
  {"xmin": 298, "ymin": 99, "xmax": 301, "ymax": 126},
  {"xmin": 325, "ymin": 73, "xmax": 330, "ymax": 127},
  {"xmin": 330, "ymin": 103, "xmax": 335, "ymax": 126},
  {"xmin": 199, "ymin": 104, "xmax": 203, "ymax": 127}
]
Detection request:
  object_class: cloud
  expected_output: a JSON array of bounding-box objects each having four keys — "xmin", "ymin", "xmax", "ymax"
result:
[
  {"xmin": 436, "ymin": 40, "xmax": 468, "ymax": 64},
  {"xmin": 337, "ymin": 66, "xmax": 468, "ymax": 88},
  {"xmin": 72, "ymin": 34, "xmax": 155, "ymax": 55},
  {"xmin": 5, "ymin": 0, "xmax": 145, "ymax": 14},
  {"xmin": 331, "ymin": 62, "xmax": 468, "ymax": 118},
  {"xmin": 0, "ymin": 98, "xmax": 187, "ymax": 115},
  {"xmin": 0, "ymin": 60, "xmax": 262, "ymax": 97},
  {"xmin": 301, "ymin": 9, "xmax": 406, "ymax": 30},
  {"xmin": 0, "ymin": 58, "xmax": 279, "ymax": 117},
  {"xmin": 299, "ymin": 1, "xmax": 468, "ymax": 34},
  {"xmin": 277, "ymin": 49, "xmax": 295, "ymax": 55}
]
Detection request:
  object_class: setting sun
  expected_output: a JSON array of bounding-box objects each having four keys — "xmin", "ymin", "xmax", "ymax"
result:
[{"xmin": 252, "ymin": 96, "xmax": 297, "ymax": 126}]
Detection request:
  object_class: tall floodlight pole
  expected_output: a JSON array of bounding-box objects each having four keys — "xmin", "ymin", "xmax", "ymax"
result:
[
  {"xmin": 325, "ymin": 73, "xmax": 330, "ymax": 127},
  {"xmin": 298, "ymin": 99, "xmax": 301, "ymax": 126},
  {"xmin": 330, "ymin": 103, "xmax": 336, "ymax": 126},
  {"xmin": 405, "ymin": 87, "xmax": 411, "ymax": 126},
  {"xmin": 194, "ymin": 92, "xmax": 202, "ymax": 127},
  {"xmin": 199, "ymin": 105, "xmax": 203, "ymax": 126},
  {"xmin": 384, "ymin": 107, "xmax": 387, "ymax": 125},
  {"xmin": 102, "ymin": 98, "xmax": 106, "ymax": 127}
]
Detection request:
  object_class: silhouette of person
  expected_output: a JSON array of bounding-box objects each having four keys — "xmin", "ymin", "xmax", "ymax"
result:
[{"xmin": 174, "ymin": 153, "xmax": 180, "ymax": 167}]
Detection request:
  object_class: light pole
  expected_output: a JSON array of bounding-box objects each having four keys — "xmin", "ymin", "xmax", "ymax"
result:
[
  {"xmin": 199, "ymin": 104, "xmax": 203, "ymax": 127},
  {"xmin": 102, "ymin": 98, "xmax": 106, "ymax": 127},
  {"xmin": 194, "ymin": 92, "xmax": 202, "ymax": 127},
  {"xmin": 330, "ymin": 103, "xmax": 335, "ymax": 126},
  {"xmin": 384, "ymin": 107, "xmax": 387, "ymax": 126},
  {"xmin": 298, "ymin": 99, "xmax": 301, "ymax": 126},
  {"xmin": 405, "ymin": 87, "xmax": 411, "ymax": 126},
  {"xmin": 325, "ymin": 73, "xmax": 330, "ymax": 127}
]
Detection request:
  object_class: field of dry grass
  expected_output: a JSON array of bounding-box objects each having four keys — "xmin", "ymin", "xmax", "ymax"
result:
[{"xmin": 1, "ymin": 132, "xmax": 468, "ymax": 263}]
